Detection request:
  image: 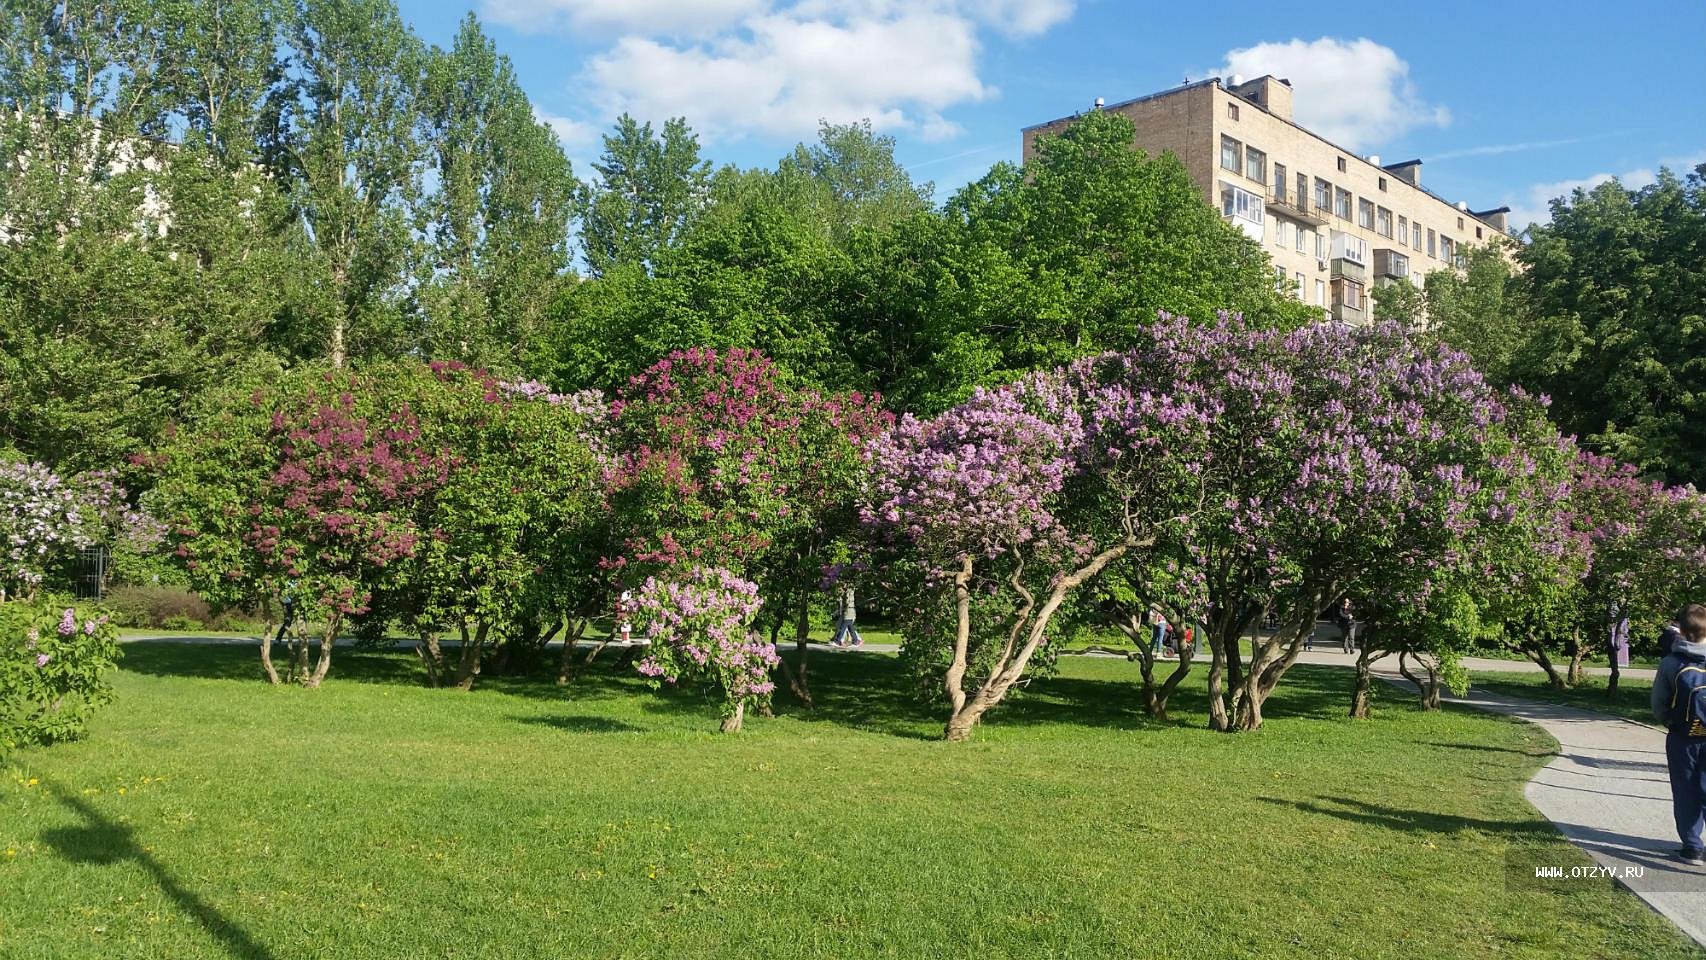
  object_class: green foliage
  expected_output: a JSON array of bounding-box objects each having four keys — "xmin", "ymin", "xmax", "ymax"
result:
[
  {"xmin": 1370, "ymin": 277, "xmax": 1426, "ymax": 327},
  {"xmin": 0, "ymin": 596, "xmax": 121, "ymax": 757},
  {"xmin": 1422, "ymin": 242, "xmax": 1535, "ymax": 387},
  {"xmin": 391, "ymin": 367, "xmax": 608, "ymax": 655},
  {"xmin": 580, "ymin": 114, "xmax": 711, "ymax": 277},
  {"xmin": 910, "ymin": 110, "xmax": 1316, "ymax": 410},
  {"xmin": 1518, "ymin": 167, "xmax": 1706, "ymax": 485},
  {"xmin": 414, "ymin": 15, "xmax": 577, "ymax": 374}
]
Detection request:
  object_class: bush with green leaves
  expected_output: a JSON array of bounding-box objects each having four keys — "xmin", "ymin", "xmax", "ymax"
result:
[{"xmin": 1, "ymin": 596, "xmax": 121, "ymax": 758}]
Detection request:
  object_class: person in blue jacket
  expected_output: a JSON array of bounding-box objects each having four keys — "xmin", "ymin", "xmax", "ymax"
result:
[{"xmin": 1651, "ymin": 603, "xmax": 1706, "ymax": 865}]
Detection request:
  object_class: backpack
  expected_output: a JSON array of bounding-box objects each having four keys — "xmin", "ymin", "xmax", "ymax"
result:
[{"xmin": 1671, "ymin": 653, "xmax": 1706, "ymax": 737}]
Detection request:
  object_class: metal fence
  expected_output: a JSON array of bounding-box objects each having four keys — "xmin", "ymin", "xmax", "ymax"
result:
[{"xmin": 73, "ymin": 544, "xmax": 109, "ymax": 599}]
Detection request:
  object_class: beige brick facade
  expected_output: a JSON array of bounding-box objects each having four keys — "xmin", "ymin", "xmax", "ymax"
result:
[{"xmin": 1022, "ymin": 76, "xmax": 1513, "ymax": 324}]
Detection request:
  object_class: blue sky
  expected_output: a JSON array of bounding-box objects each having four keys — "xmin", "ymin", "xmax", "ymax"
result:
[{"xmin": 392, "ymin": 0, "xmax": 1704, "ymax": 228}]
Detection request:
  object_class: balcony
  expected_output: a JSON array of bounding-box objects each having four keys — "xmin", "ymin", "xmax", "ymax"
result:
[
  {"xmin": 1374, "ymin": 248, "xmax": 1410, "ymax": 280},
  {"xmin": 1265, "ymin": 195, "xmax": 1329, "ymax": 226},
  {"xmin": 1331, "ymin": 258, "xmax": 1366, "ymax": 282},
  {"xmin": 1331, "ymin": 301, "xmax": 1367, "ymax": 325}
]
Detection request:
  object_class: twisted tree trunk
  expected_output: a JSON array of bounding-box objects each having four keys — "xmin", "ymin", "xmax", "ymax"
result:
[
  {"xmin": 720, "ymin": 703, "xmax": 745, "ymax": 733},
  {"xmin": 775, "ymin": 591, "xmax": 815, "ymax": 708},
  {"xmin": 453, "ymin": 622, "xmax": 490, "ymax": 691},
  {"xmin": 416, "ymin": 633, "xmax": 445, "ymax": 687},
  {"xmin": 555, "ymin": 618, "xmax": 589, "ymax": 686},
  {"xmin": 1349, "ymin": 641, "xmax": 1377, "ymax": 719},
  {"xmin": 303, "ymin": 616, "xmax": 339, "ymax": 688},
  {"xmin": 944, "ymin": 539, "xmax": 1143, "ymax": 741}
]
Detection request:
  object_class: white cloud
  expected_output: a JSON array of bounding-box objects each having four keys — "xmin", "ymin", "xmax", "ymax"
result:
[
  {"xmin": 493, "ymin": 1, "xmax": 1073, "ymax": 148},
  {"xmin": 1206, "ymin": 37, "xmax": 1449, "ymax": 151},
  {"xmin": 1429, "ymin": 137, "xmax": 1582, "ymax": 162},
  {"xmin": 482, "ymin": 0, "xmax": 769, "ymax": 36},
  {"xmin": 534, "ymin": 108, "xmax": 599, "ymax": 150},
  {"xmin": 582, "ymin": 7, "xmax": 1002, "ymax": 143},
  {"xmin": 1507, "ymin": 151, "xmax": 1706, "ymax": 229}
]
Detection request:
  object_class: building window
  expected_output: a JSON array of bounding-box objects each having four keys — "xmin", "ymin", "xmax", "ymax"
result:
[
  {"xmin": 1378, "ymin": 177, "xmax": 1387, "ymax": 192},
  {"xmin": 1295, "ymin": 272, "xmax": 1306, "ymax": 300},
  {"xmin": 1397, "ymin": 215, "xmax": 1408, "ymax": 247},
  {"xmin": 1334, "ymin": 187, "xmax": 1351, "ymax": 220},
  {"xmin": 1221, "ymin": 136, "xmax": 1241, "ymax": 173},
  {"xmin": 1227, "ymin": 102, "xmax": 1240, "ymax": 120},
  {"xmin": 1274, "ymin": 264, "xmax": 1287, "ymax": 291},
  {"xmin": 1272, "ymin": 162, "xmax": 1287, "ymax": 201},
  {"xmin": 1296, "ymin": 173, "xmax": 1308, "ymax": 209},
  {"xmin": 1315, "ymin": 279, "xmax": 1326, "ymax": 306},
  {"xmin": 1219, "ymin": 182, "xmax": 1263, "ymax": 224},
  {"xmin": 1413, "ymin": 222, "xmax": 1423, "ymax": 249},
  {"xmin": 1457, "ymin": 216, "xmax": 1464, "ymax": 230},
  {"xmin": 1358, "ymin": 198, "xmax": 1374, "ymax": 229},
  {"xmin": 1376, "ymin": 206, "xmax": 1392, "ymax": 238},
  {"xmin": 1314, "ymin": 178, "xmax": 1330, "ymax": 211},
  {"xmin": 1476, "ymin": 226, "xmax": 1483, "ymax": 239},
  {"xmin": 1440, "ymin": 236, "xmax": 1455, "ymax": 263},
  {"xmin": 1316, "ymin": 231, "xmax": 1327, "ymax": 259},
  {"xmin": 1276, "ymin": 220, "xmax": 1288, "ymax": 247},
  {"xmin": 1337, "ymin": 156, "xmax": 1347, "ymax": 172},
  {"xmin": 1245, "ymin": 147, "xmax": 1266, "ymax": 184},
  {"xmin": 1337, "ymin": 277, "xmax": 1364, "ymax": 312},
  {"xmin": 1296, "ymin": 226, "xmax": 1307, "ymax": 254},
  {"xmin": 1427, "ymin": 228, "xmax": 1436, "ymax": 257}
]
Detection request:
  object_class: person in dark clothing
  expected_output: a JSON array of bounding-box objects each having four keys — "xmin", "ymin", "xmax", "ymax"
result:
[
  {"xmin": 1652, "ymin": 604, "xmax": 1706, "ymax": 865},
  {"xmin": 1335, "ymin": 599, "xmax": 1357, "ymax": 654}
]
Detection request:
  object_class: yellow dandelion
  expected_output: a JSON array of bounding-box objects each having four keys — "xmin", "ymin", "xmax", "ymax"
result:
[{"xmin": 25, "ymin": 778, "xmax": 38, "ymax": 787}]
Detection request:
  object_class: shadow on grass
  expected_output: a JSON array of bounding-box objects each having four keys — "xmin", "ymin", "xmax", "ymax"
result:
[
  {"xmin": 41, "ymin": 786, "xmax": 276, "ymax": 960},
  {"xmin": 510, "ymin": 713, "xmax": 647, "ymax": 734},
  {"xmin": 116, "ymin": 640, "xmax": 1378, "ymax": 740},
  {"xmin": 1257, "ymin": 794, "xmax": 1560, "ymax": 840},
  {"xmin": 1418, "ymin": 741, "xmax": 1542, "ymax": 755},
  {"xmin": 118, "ymin": 641, "xmax": 423, "ymax": 686}
]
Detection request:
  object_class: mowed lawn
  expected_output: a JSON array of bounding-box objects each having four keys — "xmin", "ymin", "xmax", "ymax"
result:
[{"xmin": 2, "ymin": 645, "xmax": 1700, "ymax": 960}]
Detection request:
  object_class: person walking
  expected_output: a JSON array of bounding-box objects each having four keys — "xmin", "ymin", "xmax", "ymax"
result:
[
  {"xmin": 1151, "ymin": 610, "xmax": 1170, "ymax": 657},
  {"xmin": 830, "ymin": 584, "xmax": 864, "ymax": 648},
  {"xmin": 1335, "ymin": 599, "xmax": 1357, "ymax": 654},
  {"xmin": 1652, "ymin": 603, "xmax": 1706, "ymax": 865}
]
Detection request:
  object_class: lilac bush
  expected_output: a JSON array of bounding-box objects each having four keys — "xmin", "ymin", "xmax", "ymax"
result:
[
  {"xmin": 0, "ymin": 460, "xmax": 158, "ymax": 598},
  {"xmin": 864, "ymin": 348, "xmax": 1211, "ymax": 741},
  {"xmin": 866, "ymin": 313, "xmax": 1575, "ymax": 737},
  {"xmin": 631, "ymin": 566, "xmax": 777, "ymax": 732},
  {"xmin": 1, "ymin": 597, "xmax": 121, "ymax": 757}
]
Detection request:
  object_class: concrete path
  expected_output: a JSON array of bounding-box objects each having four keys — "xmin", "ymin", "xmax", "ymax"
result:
[{"xmin": 1377, "ymin": 680, "xmax": 1704, "ymax": 947}]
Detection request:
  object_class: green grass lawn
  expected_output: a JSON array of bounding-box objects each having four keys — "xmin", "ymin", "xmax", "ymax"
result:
[
  {"xmin": 3, "ymin": 644, "xmax": 1699, "ymax": 960},
  {"xmin": 1470, "ymin": 671, "xmax": 1661, "ymax": 727}
]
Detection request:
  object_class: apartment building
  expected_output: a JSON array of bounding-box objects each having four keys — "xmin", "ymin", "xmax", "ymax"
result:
[{"xmin": 1021, "ymin": 75, "xmax": 1513, "ymax": 324}]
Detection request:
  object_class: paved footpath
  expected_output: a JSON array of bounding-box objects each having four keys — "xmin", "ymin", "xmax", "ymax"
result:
[{"xmin": 1376, "ymin": 675, "xmax": 1704, "ymax": 947}]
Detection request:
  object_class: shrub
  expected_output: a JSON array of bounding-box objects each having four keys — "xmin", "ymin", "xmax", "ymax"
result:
[
  {"xmin": 632, "ymin": 566, "xmax": 777, "ymax": 732},
  {"xmin": 1, "ymin": 596, "xmax": 122, "ymax": 758},
  {"xmin": 103, "ymin": 583, "xmax": 261, "ymax": 633}
]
